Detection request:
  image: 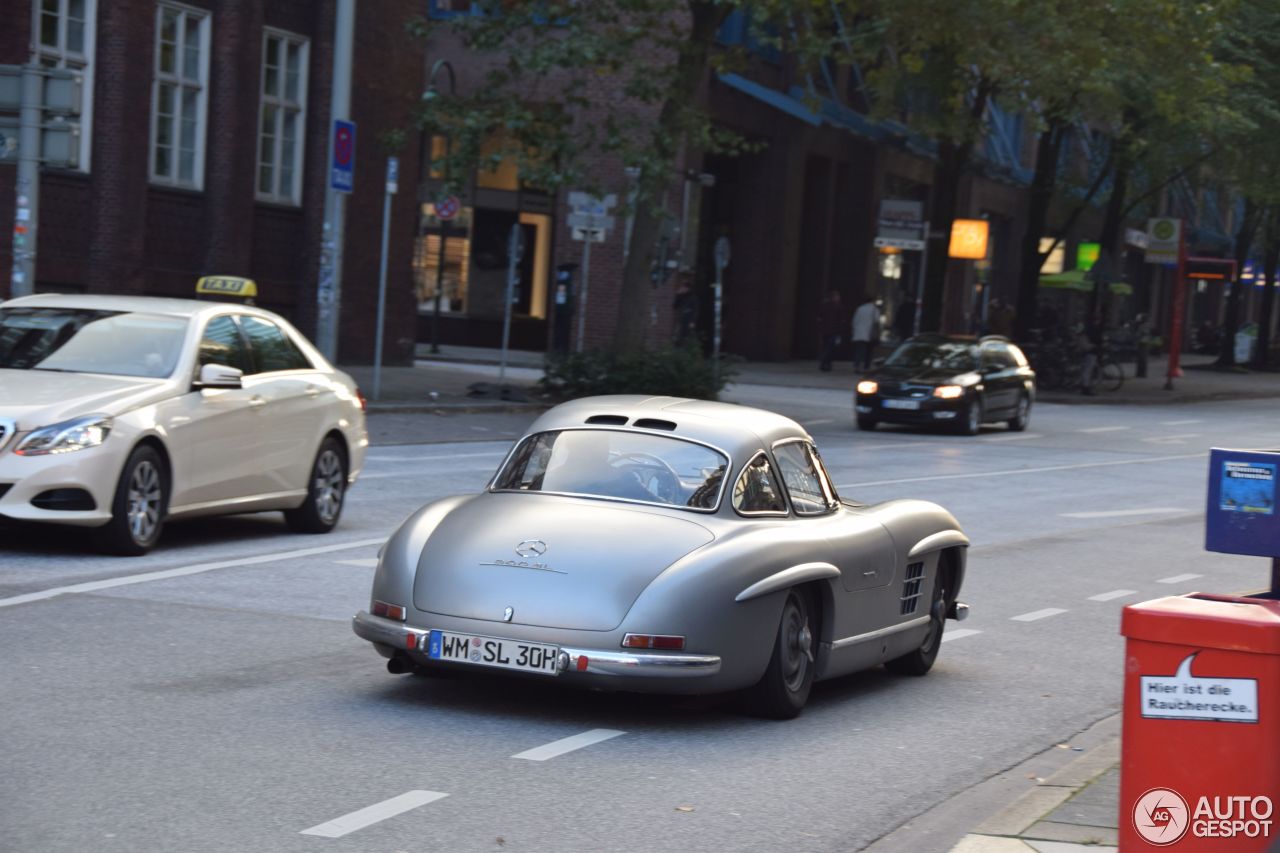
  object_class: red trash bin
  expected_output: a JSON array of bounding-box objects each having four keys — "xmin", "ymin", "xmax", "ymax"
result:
[{"xmin": 1120, "ymin": 593, "xmax": 1280, "ymax": 850}]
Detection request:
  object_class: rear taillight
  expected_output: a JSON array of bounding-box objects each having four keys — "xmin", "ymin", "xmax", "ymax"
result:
[
  {"xmin": 622, "ymin": 633, "xmax": 685, "ymax": 651},
  {"xmin": 372, "ymin": 600, "xmax": 405, "ymax": 621}
]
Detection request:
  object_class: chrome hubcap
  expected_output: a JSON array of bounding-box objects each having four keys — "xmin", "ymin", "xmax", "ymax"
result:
[
  {"xmin": 781, "ymin": 598, "xmax": 814, "ymax": 692},
  {"xmin": 127, "ymin": 460, "xmax": 162, "ymax": 543},
  {"xmin": 313, "ymin": 449, "xmax": 345, "ymax": 524}
]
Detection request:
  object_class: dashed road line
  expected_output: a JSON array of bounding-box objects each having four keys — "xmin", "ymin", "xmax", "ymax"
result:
[
  {"xmin": 364, "ymin": 450, "xmax": 506, "ymax": 463},
  {"xmin": 1078, "ymin": 426, "xmax": 1129, "ymax": 433},
  {"xmin": 512, "ymin": 729, "xmax": 625, "ymax": 761},
  {"xmin": 1060, "ymin": 508, "xmax": 1188, "ymax": 519},
  {"xmin": 1089, "ymin": 589, "xmax": 1138, "ymax": 602},
  {"xmin": 1161, "ymin": 419, "xmax": 1203, "ymax": 426},
  {"xmin": 1142, "ymin": 434, "xmax": 1200, "ymax": 445},
  {"xmin": 335, "ymin": 558, "xmax": 380, "ymax": 568},
  {"xmin": 980, "ymin": 433, "xmax": 1042, "ymax": 442},
  {"xmin": 1010, "ymin": 608, "xmax": 1068, "ymax": 622},
  {"xmin": 806, "ymin": 418, "xmax": 836, "ymax": 426},
  {"xmin": 300, "ymin": 790, "xmax": 449, "ymax": 838},
  {"xmin": 941, "ymin": 629, "xmax": 982, "ymax": 643},
  {"xmin": 0, "ymin": 537, "xmax": 387, "ymax": 609},
  {"xmin": 1157, "ymin": 573, "xmax": 1203, "ymax": 584}
]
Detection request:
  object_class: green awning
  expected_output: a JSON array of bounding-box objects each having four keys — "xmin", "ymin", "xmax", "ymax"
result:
[{"xmin": 1039, "ymin": 268, "xmax": 1133, "ymax": 296}]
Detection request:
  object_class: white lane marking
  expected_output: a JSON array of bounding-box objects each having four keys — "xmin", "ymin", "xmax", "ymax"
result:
[
  {"xmin": 1078, "ymin": 426, "xmax": 1129, "ymax": 433},
  {"xmin": 336, "ymin": 558, "xmax": 379, "ymax": 568},
  {"xmin": 1011, "ymin": 608, "xmax": 1068, "ymax": 622},
  {"xmin": 364, "ymin": 450, "xmax": 506, "ymax": 463},
  {"xmin": 300, "ymin": 790, "xmax": 448, "ymax": 838},
  {"xmin": 1161, "ymin": 419, "xmax": 1203, "ymax": 426},
  {"xmin": 1089, "ymin": 589, "xmax": 1138, "ymax": 602},
  {"xmin": 1142, "ymin": 434, "xmax": 1200, "ymax": 445},
  {"xmin": 512, "ymin": 729, "xmax": 625, "ymax": 761},
  {"xmin": 1157, "ymin": 573, "xmax": 1203, "ymax": 584},
  {"xmin": 1060, "ymin": 507, "xmax": 1188, "ymax": 519},
  {"xmin": 805, "ymin": 418, "xmax": 835, "ymax": 426},
  {"xmin": 941, "ymin": 628, "xmax": 982, "ymax": 643},
  {"xmin": 980, "ymin": 433, "xmax": 1043, "ymax": 442},
  {"xmin": 837, "ymin": 452, "xmax": 1204, "ymax": 489},
  {"xmin": 0, "ymin": 537, "xmax": 387, "ymax": 609},
  {"xmin": 853, "ymin": 441, "xmax": 927, "ymax": 451}
]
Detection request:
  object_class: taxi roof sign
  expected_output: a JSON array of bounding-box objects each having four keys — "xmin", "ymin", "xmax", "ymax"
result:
[{"xmin": 196, "ymin": 276, "xmax": 258, "ymax": 298}]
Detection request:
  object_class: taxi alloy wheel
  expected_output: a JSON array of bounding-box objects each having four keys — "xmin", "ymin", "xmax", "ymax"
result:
[
  {"xmin": 96, "ymin": 444, "xmax": 168, "ymax": 556},
  {"xmin": 285, "ymin": 438, "xmax": 347, "ymax": 533}
]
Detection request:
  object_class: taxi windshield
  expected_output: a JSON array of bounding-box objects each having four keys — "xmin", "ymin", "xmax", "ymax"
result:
[
  {"xmin": 492, "ymin": 429, "xmax": 729, "ymax": 510},
  {"xmin": 0, "ymin": 308, "xmax": 187, "ymax": 378}
]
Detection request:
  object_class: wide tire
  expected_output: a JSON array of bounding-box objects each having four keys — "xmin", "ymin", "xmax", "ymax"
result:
[
  {"xmin": 95, "ymin": 444, "xmax": 167, "ymax": 556},
  {"xmin": 856, "ymin": 415, "xmax": 878, "ymax": 431},
  {"xmin": 1007, "ymin": 394, "xmax": 1031, "ymax": 432},
  {"xmin": 284, "ymin": 437, "xmax": 347, "ymax": 533},
  {"xmin": 885, "ymin": 565, "xmax": 948, "ymax": 676},
  {"xmin": 745, "ymin": 589, "xmax": 819, "ymax": 719}
]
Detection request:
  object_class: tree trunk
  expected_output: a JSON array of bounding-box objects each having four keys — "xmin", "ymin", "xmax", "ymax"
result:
[
  {"xmin": 1089, "ymin": 160, "xmax": 1128, "ymax": 323},
  {"xmin": 1218, "ymin": 197, "xmax": 1260, "ymax": 367},
  {"xmin": 919, "ymin": 83, "xmax": 991, "ymax": 333},
  {"xmin": 613, "ymin": 3, "xmax": 726, "ymax": 353},
  {"xmin": 1013, "ymin": 119, "xmax": 1066, "ymax": 341},
  {"xmin": 1254, "ymin": 207, "xmax": 1278, "ymax": 369}
]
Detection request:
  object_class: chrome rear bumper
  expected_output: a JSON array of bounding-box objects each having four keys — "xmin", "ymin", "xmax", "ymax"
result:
[{"xmin": 352, "ymin": 611, "xmax": 721, "ymax": 678}]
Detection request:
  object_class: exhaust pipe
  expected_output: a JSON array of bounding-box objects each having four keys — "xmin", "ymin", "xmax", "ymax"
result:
[{"xmin": 387, "ymin": 654, "xmax": 416, "ymax": 675}]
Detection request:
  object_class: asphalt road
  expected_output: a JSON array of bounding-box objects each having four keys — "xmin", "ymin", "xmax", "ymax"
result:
[{"xmin": 1, "ymin": 389, "xmax": 1276, "ymax": 853}]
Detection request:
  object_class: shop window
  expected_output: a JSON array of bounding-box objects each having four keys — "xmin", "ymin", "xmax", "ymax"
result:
[
  {"xmin": 416, "ymin": 203, "xmax": 473, "ymax": 315},
  {"xmin": 257, "ymin": 29, "xmax": 308, "ymax": 205},
  {"xmin": 150, "ymin": 2, "xmax": 210, "ymax": 190}
]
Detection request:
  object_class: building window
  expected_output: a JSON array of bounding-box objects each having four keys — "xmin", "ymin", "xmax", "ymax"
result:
[
  {"xmin": 150, "ymin": 2, "xmax": 210, "ymax": 189},
  {"xmin": 33, "ymin": 0, "xmax": 96, "ymax": 171},
  {"xmin": 256, "ymin": 30, "xmax": 308, "ymax": 205}
]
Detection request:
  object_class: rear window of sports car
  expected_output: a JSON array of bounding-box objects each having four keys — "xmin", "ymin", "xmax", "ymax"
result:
[{"xmin": 492, "ymin": 429, "xmax": 729, "ymax": 511}]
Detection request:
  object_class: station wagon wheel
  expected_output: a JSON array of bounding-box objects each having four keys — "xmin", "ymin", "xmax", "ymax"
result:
[
  {"xmin": 1007, "ymin": 394, "xmax": 1031, "ymax": 432},
  {"xmin": 746, "ymin": 588, "xmax": 818, "ymax": 719},
  {"xmin": 284, "ymin": 437, "xmax": 347, "ymax": 533},
  {"xmin": 95, "ymin": 444, "xmax": 167, "ymax": 556},
  {"xmin": 957, "ymin": 398, "xmax": 982, "ymax": 435},
  {"xmin": 886, "ymin": 565, "xmax": 948, "ymax": 676}
]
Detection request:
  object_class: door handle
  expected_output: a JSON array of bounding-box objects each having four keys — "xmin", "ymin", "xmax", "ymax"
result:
[
  {"xmin": 862, "ymin": 570, "xmax": 877, "ymax": 578},
  {"xmin": 305, "ymin": 385, "xmax": 321, "ymax": 398},
  {"xmin": 249, "ymin": 396, "xmax": 266, "ymax": 409}
]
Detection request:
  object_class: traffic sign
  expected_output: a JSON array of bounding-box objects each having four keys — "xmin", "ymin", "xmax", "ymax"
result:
[
  {"xmin": 435, "ymin": 194, "xmax": 461, "ymax": 221},
  {"xmin": 385, "ymin": 156, "xmax": 399, "ymax": 194},
  {"xmin": 714, "ymin": 236, "xmax": 731, "ymax": 270},
  {"xmin": 331, "ymin": 119, "xmax": 356, "ymax": 193},
  {"xmin": 571, "ymin": 227, "xmax": 606, "ymax": 243},
  {"xmin": 567, "ymin": 212, "xmax": 615, "ymax": 231}
]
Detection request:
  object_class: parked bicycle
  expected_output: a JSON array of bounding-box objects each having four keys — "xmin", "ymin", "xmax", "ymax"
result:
[{"xmin": 1024, "ymin": 335, "xmax": 1123, "ymax": 393}]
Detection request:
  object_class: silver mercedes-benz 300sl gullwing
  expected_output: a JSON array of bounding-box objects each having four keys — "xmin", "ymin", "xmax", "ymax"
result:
[{"xmin": 353, "ymin": 395, "xmax": 969, "ymax": 718}]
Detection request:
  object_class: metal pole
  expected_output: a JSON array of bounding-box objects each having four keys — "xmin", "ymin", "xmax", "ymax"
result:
[
  {"xmin": 372, "ymin": 160, "xmax": 394, "ymax": 401},
  {"xmin": 712, "ymin": 279, "xmax": 723, "ymax": 387},
  {"xmin": 431, "ymin": 224, "xmax": 447, "ymax": 353},
  {"xmin": 11, "ymin": 64, "xmax": 41, "ymax": 297},
  {"xmin": 316, "ymin": 0, "xmax": 355, "ymax": 360},
  {"xmin": 1165, "ymin": 220, "xmax": 1188, "ymax": 390},
  {"xmin": 499, "ymin": 223, "xmax": 521, "ymax": 385},
  {"xmin": 913, "ymin": 227, "xmax": 930, "ymax": 337},
  {"xmin": 576, "ymin": 233, "xmax": 592, "ymax": 352}
]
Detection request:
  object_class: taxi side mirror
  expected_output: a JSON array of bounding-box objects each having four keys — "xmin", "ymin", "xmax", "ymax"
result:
[{"xmin": 198, "ymin": 363, "xmax": 243, "ymax": 389}]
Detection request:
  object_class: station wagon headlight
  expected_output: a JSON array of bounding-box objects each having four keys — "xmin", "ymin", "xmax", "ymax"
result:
[
  {"xmin": 15, "ymin": 415, "xmax": 113, "ymax": 456},
  {"xmin": 856, "ymin": 380, "xmax": 878, "ymax": 395},
  {"xmin": 933, "ymin": 385, "xmax": 965, "ymax": 399}
]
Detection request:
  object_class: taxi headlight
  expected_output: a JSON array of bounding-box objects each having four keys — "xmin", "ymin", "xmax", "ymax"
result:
[{"xmin": 15, "ymin": 415, "xmax": 113, "ymax": 456}]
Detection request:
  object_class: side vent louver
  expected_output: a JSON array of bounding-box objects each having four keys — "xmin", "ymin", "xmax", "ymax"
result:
[
  {"xmin": 900, "ymin": 561, "xmax": 925, "ymax": 615},
  {"xmin": 632, "ymin": 418, "xmax": 677, "ymax": 431},
  {"xmin": 585, "ymin": 415, "xmax": 628, "ymax": 425}
]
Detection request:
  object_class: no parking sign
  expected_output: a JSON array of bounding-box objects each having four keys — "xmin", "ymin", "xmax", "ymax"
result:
[{"xmin": 331, "ymin": 119, "xmax": 356, "ymax": 193}]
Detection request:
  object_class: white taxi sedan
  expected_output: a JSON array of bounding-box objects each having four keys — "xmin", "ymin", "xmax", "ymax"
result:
[{"xmin": 0, "ymin": 294, "xmax": 367, "ymax": 554}]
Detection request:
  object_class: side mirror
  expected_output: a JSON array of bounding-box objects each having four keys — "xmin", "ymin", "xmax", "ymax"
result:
[{"xmin": 198, "ymin": 363, "xmax": 243, "ymax": 389}]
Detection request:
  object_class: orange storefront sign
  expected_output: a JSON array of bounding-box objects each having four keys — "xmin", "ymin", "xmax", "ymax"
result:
[{"xmin": 948, "ymin": 219, "xmax": 989, "ymax": 260}]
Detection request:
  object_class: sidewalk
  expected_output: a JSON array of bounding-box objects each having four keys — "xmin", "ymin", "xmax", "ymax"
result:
[{"xmin": 341, "ymin": 345, "xmax": 1280, "ymax": 414}]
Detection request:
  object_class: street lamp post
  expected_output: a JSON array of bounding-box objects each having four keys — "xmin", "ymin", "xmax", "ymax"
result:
[{"xmin": 422, "ymin": 59, "xmax": 457, "ymax": 356}]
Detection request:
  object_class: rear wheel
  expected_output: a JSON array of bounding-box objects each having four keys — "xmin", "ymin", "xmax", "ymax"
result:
[
  {"xmin": 745, "ymin": 588, "xmax": 818, "ymax": 719},
  {"xmin": 95, "ymin": 444, "xmax": 167, "ymax": 556},
  {"xmin": 1099, "ymin": 360, "xmax": 1124, "ymax": 392},
  {"xmin": 284, "ymin": 437, "xmax": 347, "ymax": 533}
]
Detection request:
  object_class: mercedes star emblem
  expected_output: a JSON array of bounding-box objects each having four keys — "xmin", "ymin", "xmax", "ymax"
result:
[{"xmin": 515, "ymin": 539, "xmax": 547, "ymax": 558}]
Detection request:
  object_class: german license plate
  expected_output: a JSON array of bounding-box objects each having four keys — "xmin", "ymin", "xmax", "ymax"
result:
[
  {"xmin": 883, "ymin": 399, "xmax": 921, "ymax": 410},
  {"xmin": 426, "ymin": 630, "xmax": 560, "ymax": 676}
]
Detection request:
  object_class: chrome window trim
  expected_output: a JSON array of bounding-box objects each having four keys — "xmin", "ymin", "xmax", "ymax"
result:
[
  {"xmin": 770, "ymin": 437, "xmax": 838, "ymax": 517},
  {"xmin": 488, "ymin": 426, "xmax": 733, "ymax": 514},
  {"xmin": 731, "ymin": 450, "xmax": 790, "ymax": 517},
  {"xmin": 830, "ymin": 616, "xmax": 930, "ymax": 650}
]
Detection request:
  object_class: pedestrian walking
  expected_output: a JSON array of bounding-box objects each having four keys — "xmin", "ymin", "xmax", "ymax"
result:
[
  {"xmin": 816, "ymin": 290, "xmax": 846, "ymax": 371},
  {"xmin": 1079, "ymin": 311, "xmax": 1103, "ymax": 395},
  {"xmin": 851, "ymin": 294, "xmax": 881, "ymax": 372}
]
